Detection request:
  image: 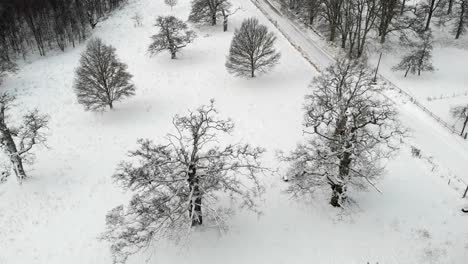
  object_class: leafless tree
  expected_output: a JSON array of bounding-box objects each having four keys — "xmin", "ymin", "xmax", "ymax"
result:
[
  {"xmin": 188, "ymin": 0, "xmax": 227, "ymax": 26},
  {"xmin": 281, "ymin": 58, "xmax": 404, "ymax": 208},
  {"xmin": 74, "ymin": 38, "xmax": 135, "ymax": 111},
  {"xmin": 220, "ymin": 5, "xmax": 241, "ymax": 32},
  {"xmin": 337, "ymin": 0, "xmax": 378, "ymax": 58},
  {"xmin": 0, "ymin": 56, "xmax": 17, "ymax": 85},
  {"xmin": 421, "ymin": 0, "xmax": 445, "ymax": 30},
  {"xmin": 302, "ymin": 0, "xmax": 322, "ymax": 25},
  {"xmin": 0, "ymin": 93, "xmax": 48, "ymax": 184},
  {"xmin": 148, "ymin": 16, "xmax": 196, "ymax": 59},
  {"xmin": 165, "ymin": 0, "xmax": 178, "ymax": 11},
  {"xmin": 454, "ymin": 0, "xmax": 467, "ymax": 39},
  {"xmin": 188, "ymin": 0, "xmax": 239, "ymax": 31},
  {"xmin": 392, "ymin": 30, "xmax": 434, "ymax": 77},
  {"xmin": 322, "ymin": 0, "xmax": 343, "ymax": 41},
  {"xmin": 102, "ymin": 100, "xmax": 265, "ymax": 263},
  {"xmin": 451, "ymin": 104, "xmax": 468, "ymax": 136},
  {"xmin": 131, "ymin": 12, "xmax": 143, "ymax": 27},
  {"xmin": 225, "ymin": 18, "xmax": 281, "ymax": 78}
]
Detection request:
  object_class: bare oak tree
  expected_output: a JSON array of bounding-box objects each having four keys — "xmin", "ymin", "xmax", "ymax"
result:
[
  {"xmin": 74, "ymin": 38, "xmax": 135, "ymax": 111},
  {"xmin": 225, "ymin": 18, "xmax": 281, "ymax": 78},
  {"xmin": 281, "ymin": 58, "xmax": 404, "ymax": 208},
  {"xmin": 0, "ymin": 93, "xmax": 48, "ymax": 184},
  {"xmin": 148, "ymin": 16, "xmax": 196, "ymax": 59},
  {"xmin": 102, "ymin": 100, "xmax": 265, "ymax": 263}
]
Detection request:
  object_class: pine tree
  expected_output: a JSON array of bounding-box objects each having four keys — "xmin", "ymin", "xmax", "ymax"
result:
[
  {"xmin": 148, "ymin": 16, "xmax": 196, "ymax": 59},
  {"xmin": 74, "ymin": 38, "xmax": 135, "ymax": 111},
  {"xmin": 225, "ymin": 18, "xmax": 281, "ymax": 78}
]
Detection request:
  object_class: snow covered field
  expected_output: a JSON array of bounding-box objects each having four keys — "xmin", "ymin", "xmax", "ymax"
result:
[
  {"xmin": 1, "ymin": 0, "xmax": 467, "ymax": 263},
  {"xmin": 374, "ymin": 33, "xmax": 468, "ymax": 133}
]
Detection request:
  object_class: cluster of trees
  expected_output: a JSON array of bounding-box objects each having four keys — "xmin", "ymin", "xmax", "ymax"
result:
[
  {"xmin": 1, "ymin": 2, "xmax": 408, "ymax": 262},
  {"xmin": 99, "ymin": 57, "xmax": 404, "ymax": 263},
  {"xmin": 0, "ymin": 0, "xmax": 127, "ymax": 58},
  {"xmin": 281, "ymin": 0, "xmax": 467, "ymax": 60},
  {"xmin": 148, "ymin": 13, "xmax": 280, "ymax": 77},
  {"xmin": 392, "ymin": 29, "xmax": 435, "ymax": 77},
  {"xmin": 188, "ymin": 0, "xmax": 240, "ymax": 31}
]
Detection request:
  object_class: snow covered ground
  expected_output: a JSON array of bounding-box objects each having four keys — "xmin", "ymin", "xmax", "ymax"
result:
[
  {"xmin": 1, "ymin": 0, "xmax": 467, "ymax": 263},
  {"xmin": 373, "ymin": 33, "xmax": 468, "ymax": 133}
]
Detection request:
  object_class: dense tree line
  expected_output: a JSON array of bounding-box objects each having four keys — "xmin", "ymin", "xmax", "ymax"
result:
[
  {"xmin": 281, "ymin": 0, "xmax": 468, "ymax": 58},
  {"xmin": 0, "ymin": 0, "xmax": 127, "ymax": 58}
]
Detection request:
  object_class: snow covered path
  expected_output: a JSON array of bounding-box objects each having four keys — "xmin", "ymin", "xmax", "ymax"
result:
[{"xmin": 254, "ymin": 0, "xmax": 468, "ymax": 189}]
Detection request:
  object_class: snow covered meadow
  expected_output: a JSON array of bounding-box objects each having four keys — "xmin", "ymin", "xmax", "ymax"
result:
[{"xmin": 0, "ymin": 0, "xmax": 467, "ymax": 263}]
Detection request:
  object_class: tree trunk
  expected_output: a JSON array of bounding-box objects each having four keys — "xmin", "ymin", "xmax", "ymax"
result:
[
  {"xmin": 404, "ymin": 66, "xmax": 410, "ymax": 77},
  {"xmin": 380, "ymin": 33, "xmax": 386, "ymax": 44},
  {"xmin": 0, "ymin": 128, "xmax": 26, "ymax": 182},
  {"xmin": 211, "ymin": 12, "xmax": 217, "ymax": 26},
  {"xmin": 109, "ymin": 101, "xmax": 113, "ymax": 109},
  {"xmin": 188, "ymin": 164, "xmax": 202, "ymax": 226},
  {"xmin": 171, "ymin": 50, "xmax": 176, "ymax": 59},
  {"xmin": 447, "ymin": 0, "xmax": 454, "ymax": 14},
  {"xmin": 330, "ymin": 182, "xmax": 346, "ymax": 207},
  {"xmin": 329, "ymin": 23, "xmax": 337, "ymax": 41},
  {"xmin": 461, "ymin": 114, "xmax": 468, "ymax": 136},
  {"xmin": 251, "ymin": 59, "xmax": 255, "ymax": 78},
  {"xmin": 309, "ymin": 11, "xmax": 315, "ymax": 25},
  {"xmin": 425, "ymin": 0, "xmax": 436, "ymax": 31},
  {"xmin": 400, "ymin": 0, "xmax": 406, "ymax": 15},
  {"xmin": 455, "ymin": 1, "xmax": 466, "ymax": 39},
  {"xmin": 341, "ymin": 34, "xmax": 347, "ymax": 49},
  {"xmin": 223, "ymin": 16, "xmax": 228, "ymax": 32}
]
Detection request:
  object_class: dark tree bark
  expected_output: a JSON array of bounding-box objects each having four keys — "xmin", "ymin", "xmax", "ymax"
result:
[
  {"xmin": 425, "ymin": 0, "xmax": 440, "ymax": 31},
  {"xmin": 455, "ymin": 0, "xmax": 466, "ymax": 39},
  {"xmin": 0, "ymin": 0, "xmax": 126, "ymax": 57},
  {"xmin": 0, "ymin": 94, "xmax": 48, "ymax": 184}
]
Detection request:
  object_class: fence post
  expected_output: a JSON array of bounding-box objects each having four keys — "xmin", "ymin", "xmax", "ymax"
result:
[{"xmin": 463, "ymin": 185, "xmax": 468, "ymax": 198}]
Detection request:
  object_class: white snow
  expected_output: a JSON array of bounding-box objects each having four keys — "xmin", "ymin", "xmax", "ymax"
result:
[{"xmin": 1, "ymin": 0, "xmax": 467, "ymax": 263}]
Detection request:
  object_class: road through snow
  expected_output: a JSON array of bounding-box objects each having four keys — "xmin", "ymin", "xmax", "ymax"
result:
[{"xmin": 254, "ymin": 0, "xmax": 468, "ymax": 189}]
